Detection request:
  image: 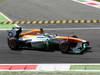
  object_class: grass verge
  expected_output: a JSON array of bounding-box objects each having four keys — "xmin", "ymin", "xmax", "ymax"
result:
[
  {"xmin": 0, "ymin": 13, "xmax": 16, "ymax": 29},
  {"xmin": 0, "ymin": 0, "xmax": 7, "ymax": 3},
  {"xmin": 95, "ymin": 0, "xmax": 100, "ymax": 2},
  {"xmin": 71, "ymin": 65, "xmax": 100, "ymax": 70}
]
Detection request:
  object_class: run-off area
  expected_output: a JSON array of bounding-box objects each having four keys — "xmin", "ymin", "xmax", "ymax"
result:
[{"xmin": 0, "ymin": 12, "xmax": 16, "ymax": 29}]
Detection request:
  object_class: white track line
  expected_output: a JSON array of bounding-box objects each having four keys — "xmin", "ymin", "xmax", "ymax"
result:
[
  {"xmin": 0, "ymin": 12, "xmax": 19, "ymax": 27},
  {"xmin": 41, "ymin": 27, "xmax": 100, "ymax": 30},
  {"xmin": 72, "ymin": 0, "xmax": 100, "ymax": 9},
  {"xmin": 0, "ymin": 27, "xmax": 100, "ymax": 31}
]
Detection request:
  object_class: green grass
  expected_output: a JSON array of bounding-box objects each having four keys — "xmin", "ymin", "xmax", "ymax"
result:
[
  {"xmin": 70, "ymin": 65, "xmax": 86, "ymax": 70},
  {"xmin": 0, "ymin": 25, "xmax": 16, "ymax": 29},
  {"xmin": 0, "ymin": 14, "xmax": 16, "ymax": 29},
  {"xmin": 95, "ymin": 0, "xmax": 100, "ymax": 2},
  {"xmin": 79, "ymin": 0, "xmax": 86, "ymax": 2},
  {"xmin": 86, "ymin": 65, "xmax": 100, "ymax": 70},
  {"xmin": 0, "ymin": 0, "xmax": 7, "ymax": 3},
  {"xmin": 71, "ymin": 65, "xmax": 100, "ymax": 70}
]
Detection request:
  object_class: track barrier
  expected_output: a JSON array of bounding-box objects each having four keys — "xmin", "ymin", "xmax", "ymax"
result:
[{"xmin": 0, "ymin": 20, "xmax": 100, "ymax": 24}]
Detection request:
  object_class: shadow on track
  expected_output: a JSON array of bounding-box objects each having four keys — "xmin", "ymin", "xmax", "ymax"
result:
[{"xmin": 9, "ymin": 47, "xmax": 92, "ymax": 55}]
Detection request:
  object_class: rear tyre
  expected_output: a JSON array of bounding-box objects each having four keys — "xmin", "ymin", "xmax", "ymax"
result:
[{"xmin": 8, "ymin": 37, "xmax": 20, "ymax": 50}]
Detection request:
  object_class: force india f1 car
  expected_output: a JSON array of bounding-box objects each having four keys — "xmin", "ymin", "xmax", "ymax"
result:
[{"xmin": 7, "ymin": 27, "xmax": 90, "ymax": 54}]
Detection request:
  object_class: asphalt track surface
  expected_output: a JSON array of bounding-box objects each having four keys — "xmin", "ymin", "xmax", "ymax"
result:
[{"xmin": 0, "ymin": 0, "xmax": 100, "ymax": 63}]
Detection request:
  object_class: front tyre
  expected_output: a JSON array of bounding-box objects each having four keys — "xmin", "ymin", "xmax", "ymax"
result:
[{"xmin": 70, "ymin": 42, "xmax": 89, "ymax": 54}]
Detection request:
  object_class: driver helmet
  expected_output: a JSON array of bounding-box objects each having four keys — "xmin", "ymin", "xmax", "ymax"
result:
[{"xmin": 40, "ymin": 28, "xmax": 44, "ymax": 34}]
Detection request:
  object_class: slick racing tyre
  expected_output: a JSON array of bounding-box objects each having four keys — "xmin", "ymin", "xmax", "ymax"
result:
[
  {"xmin": 69, "ymin": 42, "xmax": 89, "ymax": 54},
  {"xmin": 59, "ymin": 42, "xmax": 69, "ymax": 54},
  {"xmin": 8, "ymin": 37, "xmax": 20, "ymax": 50}
]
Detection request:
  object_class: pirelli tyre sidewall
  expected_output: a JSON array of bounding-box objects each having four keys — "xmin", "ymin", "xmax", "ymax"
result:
[
  {"xmin": 7, "ymin": 37, "xmax": 20, "ymax": 50},
  {"xmin": 59, "ymin": 41, "xmax": 69, "ymax": 54}
]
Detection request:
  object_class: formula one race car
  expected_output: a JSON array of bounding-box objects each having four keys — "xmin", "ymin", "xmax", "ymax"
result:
[{"xmin": 7, "ymin": 27, "xmax": 90, "ymax": 54}]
